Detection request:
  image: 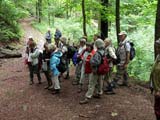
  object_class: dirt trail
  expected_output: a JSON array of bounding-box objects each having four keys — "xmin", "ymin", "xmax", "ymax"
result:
[{"xmin": 0, "ymin": 18, "xmax": 156, "ymax": 120}]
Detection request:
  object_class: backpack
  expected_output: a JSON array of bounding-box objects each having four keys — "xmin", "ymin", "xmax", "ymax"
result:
[
  {"xmin": 67, "ymin": 45, "xmax": 76, "ymax": 59},
  {"xmin": 85, "ymin": 50, "xmax": 96, "ymax": 74},
  {"xmin": 97, "ymin": 51, "xmax": 110, "ymax": 75},
  {"xmin": 125, "ymin": 41, "xmax": 135, "ymax": 60},
  {"xmin": 38, "ymin": 50, "xmax": 43, "ymax": 70},
  {"xmin": 56, "ymin": 55, "xmax": 67, "ymax": 73}
]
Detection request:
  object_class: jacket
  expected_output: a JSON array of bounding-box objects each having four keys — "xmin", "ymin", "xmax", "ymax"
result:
[
  {"xmin": 50, "ymin": 50, "xmax": 62, "ymax": 76},
  {"xmin": 29, "ymin": 48, "xmax": 40, "ymax": 66}
]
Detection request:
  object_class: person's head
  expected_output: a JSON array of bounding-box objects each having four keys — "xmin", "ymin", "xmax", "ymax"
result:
[
  {"xmin": 27, "ymin": 36, "xmax": 33, "ymax": 45},
  {"xmin": 86, "ymin": 42, "xmax": 93, "ymax": 52},
  {"xmin": 93, "ymin": 34, "xmax": 101, "ymax": 41},
  {"xmin": 48, "ymin": 28, "xmax": 51, "ymax": 32},
  {"xmin": 82, "ymin": 36, "xmax": 87, "ymax": 41},
  {"xmin": 79, "ymin": 38, "xmax": 86, "ymax": 47},
  {"xmin": 29, "ymin": 41, "xmax": 36, "ymax": 49},
  {"xmin": 28, "ymin": 36, "xmax": 33, "ymax": 41},
  {"xmin": 44, "ymin": 42, "xmax": 49, "ymax": 51},
  {"xmin": 118, "ymin": 31, "xmax": 127, "ymax": 41},
  {"xmin": 95, "ymin": 38, "xmax": 105, "ymax": 49},
  {"xmin": 104, "ymin": 38, "xmax": 111, "ymax": 47},
  {"xmin": 60, "ymin": 37, "xmax": 67, "ymax": 44},
  {"xmin": 48, "ymin": 44, "xmax": 57, "ymax": 53}
]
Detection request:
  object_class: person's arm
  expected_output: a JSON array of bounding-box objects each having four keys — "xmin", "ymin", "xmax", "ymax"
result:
[
  {"xmin": 30, "ymin": 49, "xmax": 39, "ymax": 59},
  {"xmin": 124, "ymin": 42, "xmax": 131, "ymax": 67},
  {"xmin": 108, "ymin": 47, "xmax": 117, "ymax": 59}
]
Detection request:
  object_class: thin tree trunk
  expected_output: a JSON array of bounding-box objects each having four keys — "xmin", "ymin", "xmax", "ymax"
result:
[
  {"xmin": 48, "ymin": 0, "xmax": 50, "ymax": 25},
  {"xmin": 100, "ymin": 0, "xmax": 108, "ymax": 40},
  {"xmin": 116, "ymin": 0, "xmax": 120, "ymax": 44},
  {"xmin": 66, "ymin": 0, "xmax": 69, "ymax": 19},
  {"xmin": 36, "ymin": 2, "xmax": 38, "ymax": 19},
  {"xmin": 155, "ymin": 0, "xmax": 160, "ymax": 59},
  {"xmin": 82, "ymin": 0, "xmax": 87, "ymax": 36},
  {"xmin": 38, "ymin": 0, "xmax": 42, "ymax": 23}
]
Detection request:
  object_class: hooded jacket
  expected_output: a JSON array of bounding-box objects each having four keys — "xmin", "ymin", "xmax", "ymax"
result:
[{"xmin": 50, "ymin": 50, "xmax": 62, "ymax": 76}]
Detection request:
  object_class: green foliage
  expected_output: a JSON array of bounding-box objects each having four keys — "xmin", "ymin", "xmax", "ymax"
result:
[{"xmin": 0, "ymin": 0, "xmax": 28, "ymax": 42}]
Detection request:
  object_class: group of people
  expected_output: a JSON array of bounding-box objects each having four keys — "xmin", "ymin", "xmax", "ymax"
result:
[
  {"xmin": 25, "ymin": 30, "xmax": 132, "ymax": 101},
  {"xmin": 25, "ymin": 28, "xmax": 160, "ymax": 119}
]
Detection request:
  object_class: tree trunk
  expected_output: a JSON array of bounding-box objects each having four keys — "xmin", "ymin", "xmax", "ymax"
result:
[
  {"xmin": 48, "ymin": 0, "xmax": 50, "ymax": 25},
  {"xmin": 36, "ymin": 2, "xmax": 38, "ymax": 19},
  {"xmin": 82, "ymin": 0, "xmax": 87, "ymax": 36},
  {"xmin": 116, "ymin": 0, "xmax": 120, "ymax": 44},
  {"xmin": 38, "ymin": 0, "xmax": 42, "ymax": 23},
  {"xmin": 100, "ymin": 0, "xmax": 109, "ymax": 40},
  {"xmin": 155, "ymin": 0, "xmax": 160, "ymax": 59},
  {"xmin": 66, "ymin": 0, "xmax": 69, "ymax": 19}
]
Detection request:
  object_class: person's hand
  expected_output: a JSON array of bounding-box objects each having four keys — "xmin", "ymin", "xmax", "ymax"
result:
[{"xmin": 155, "ymin": 91, "xmax": 160, "ymax": 96}]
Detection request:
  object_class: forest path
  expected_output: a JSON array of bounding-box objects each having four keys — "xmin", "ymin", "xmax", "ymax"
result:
[{"xmin": 0, "ymin": 18, "xmax": 156, "ymax": 120}]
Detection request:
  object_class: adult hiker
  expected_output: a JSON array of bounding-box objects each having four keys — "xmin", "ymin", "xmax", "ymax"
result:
[
  {"xmin": 25, "ymin": 36, "xmax": 34, "ymax": 65},
  {"xmin": 150, "ymin": 39, "xmax": 160, "ymax": 120},
  {"xmin": 28, "ymin": 41, "xmax": 41, "ymax": 85},
  {"xmin": 80, "ymin": 39, "xmax": 105, "ymax": 104},
  {"xmin": 78, "ymin": 42, "xmax": 96, "ymax": 93},
  {"xmin": 45, "ymin": 28, "xmax": 52, "ymax": 43},
  {"xmin": 48, "ymin": 44, "xmax": 62, "ymax": 94},
  {"xmin": 72, "ymin": 38, "xmax": 86, "ymax": 85},
  {"xmin": 103, "ymin": 38, "xmax": 117, "ymax": 94},
  {"xmin": 42, "ymin": 43, "xmax": 52, "ymax": 89},
  {"xmin": 54, "ymin": 28, "xmax": 62, "ymax": 47},
  {"xmin": 59, "ymin": 37, "xmax": 70, "ymax": 79},
  {"xmin": 113, "ymin": 31, "xmax": 131, "ymax": 87}
]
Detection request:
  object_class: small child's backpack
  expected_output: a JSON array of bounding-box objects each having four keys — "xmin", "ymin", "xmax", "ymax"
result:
[{"xmin": 97, "ymin": 51, "xmax": 110, "ymax": 75}]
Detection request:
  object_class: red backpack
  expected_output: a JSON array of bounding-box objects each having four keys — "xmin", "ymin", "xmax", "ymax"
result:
[
  {"xmin": 85, "ymin": 50, "xmax": 96, "ymax": 74},
  {"xmin": 97, "ymin": 51, "xmax": 109, "ymax": 75}
]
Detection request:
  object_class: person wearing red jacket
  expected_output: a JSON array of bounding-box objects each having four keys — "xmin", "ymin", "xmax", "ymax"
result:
[{"xmin": 78, "ymin": 42, "xmax": 96, "ymax": 92}]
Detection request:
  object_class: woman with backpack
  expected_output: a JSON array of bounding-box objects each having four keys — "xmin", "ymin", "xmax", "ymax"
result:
[
  {"xmin": 103, "ymin": 38, "xmax": 117, "ymax": 94},
  {"xmin": 48, "ymin": 44, "xmax": 62, "ymax": 94},
  {"xmin": 80, "ymin": 39, "xmax": 105, "ymax": 104}
]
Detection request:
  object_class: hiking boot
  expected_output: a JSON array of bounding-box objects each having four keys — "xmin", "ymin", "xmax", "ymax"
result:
[
  {"xmin": 52, "ymin": 89, "xmax": 60, "ymax": 95},
  {"xmin": 48, "ymin": 86, "xmax": 54, "ymax": 90},
  {"xmin": 29, "ymin": 81, "xmax": 34, "ymax": 85},
  {"xmin": 79, "ymin": 98, "xmax": 89, "ymax": 104},
  {"xmin": 64, "ymin": 74, "xmax": 70, "ymax": 79},
  {"xmin": 44, "ymin": 86, "xmax": 50, "ymax": 89},
  {"xmin": 38, "ymin": 81, "xmax": 42, "ymax": 84},
  {"xmin": 93, "ymin": 94, "xmax": 101, "ymax": 99},
  {"xmin": 118, "ymin": 83, "xmax": 128, "ymax": 87},
  {"xmin": 105, "ymin": 90, "xmax": 115, "ymax": 95},
  {"xmin": 72, "ymin": 81, "xmax": 79, "ymax": 85},
  {"xmin": 77, "ymin": 84, "xmax": 82, "ymax": 93}
]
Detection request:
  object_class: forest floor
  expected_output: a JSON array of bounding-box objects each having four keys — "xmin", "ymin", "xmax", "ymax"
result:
[{"xmin": 0, "ymin": 18, "xmax": 156, "ymax": 120}]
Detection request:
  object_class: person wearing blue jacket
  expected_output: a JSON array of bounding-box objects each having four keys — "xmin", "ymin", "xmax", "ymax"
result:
[{"xmin": 48, "ymin": 44, "xmax": 62, "ymax": 94}]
